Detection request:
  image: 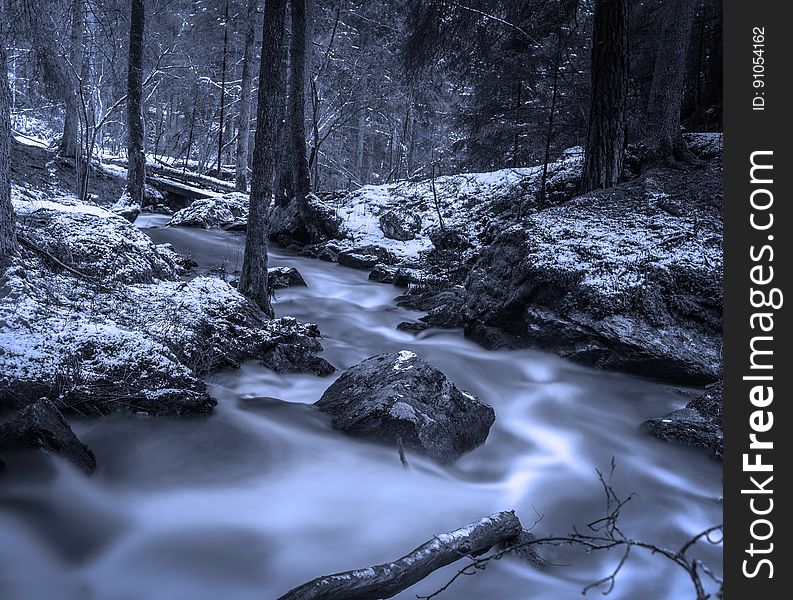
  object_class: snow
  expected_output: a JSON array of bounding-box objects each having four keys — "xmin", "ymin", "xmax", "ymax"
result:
[
  {"xmin": 392, "ymin": 350, "xmax": 417, "ymax": 371},
  {"xmin": 1, "ymin": 194, "xmax": 322, "ymax": 414},
  {"xmin": 310, "ymin": 149, "xmax": 583, "ymax": 263}
]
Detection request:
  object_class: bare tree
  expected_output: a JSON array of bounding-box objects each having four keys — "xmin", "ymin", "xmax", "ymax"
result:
[
  {"xmin": 287, "ymin": 0, "xmax": 313, "ymax": 238},
  {"xmin": 581, "ymin": 0, "xmax": 629, "ymax": 192},
  {"xmin": 0, "ymin": 3, "xmax": 18, "ymax": 264},
  {"xmin": 59, "ymin": 0, "xmax": 84, "ymax": 160},
  {"xmin": 126, "ymin": 0, "xmax": 146, "ymax": 207},
  {"xmin": 238, "ymin": 0, "xmax": 288, "ymax": 315},
  {"xmin": 234, "ymin": 0, "xmax": 259, "ymax": 192}
]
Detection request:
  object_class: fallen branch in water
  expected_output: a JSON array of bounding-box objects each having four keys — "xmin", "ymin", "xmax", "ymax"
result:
[{"xmin": 276, "ymin": 511, "xmax": 523, "ymax": 600}]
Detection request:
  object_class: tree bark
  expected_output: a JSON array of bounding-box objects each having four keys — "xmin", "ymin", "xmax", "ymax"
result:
[
  {"xmin": 0, "ymin": 20, "xmax": 18, "ymax": 264},
  {"xmin": 287, "ymin": 0, "xmax": 313, "ymax": 236},
  {"xmin": 126, "ymin": 0, "xmax": 146, "ymax": 207},
  {"xmin": 644, "ymin": 0, "xmax": 697, "ymax": 162},
  {"xmin": 238, "ymin": 0, "xmax": 288, "ymax": 316},
  {"xmin": 59, "ymin": 0, "xmax": 84, "ymax": 159},
  {"xmin": 582, "ymin": 0, "xmax": 629, "ymax": 192},
  {"xmin": 234, "ymin": 0, "xmax": 259, "ymax": 192},
  {"xmin": 277, "ymin": 511, "xmax": 523, "ymax": 600},
  {"xmin": 216, "ymin": 0, "xmax": 230, "ymax": 178}
]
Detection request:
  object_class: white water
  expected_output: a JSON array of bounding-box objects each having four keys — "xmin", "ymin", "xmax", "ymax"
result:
[{"xmin": 0, "ymin": 214, "xmax": 722, "ymax": 599}]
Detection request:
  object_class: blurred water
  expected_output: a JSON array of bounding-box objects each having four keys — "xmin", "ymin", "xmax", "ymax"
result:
[{"xmin": 0, "ymin": 214, "xmax": 722, "ymax": 599}]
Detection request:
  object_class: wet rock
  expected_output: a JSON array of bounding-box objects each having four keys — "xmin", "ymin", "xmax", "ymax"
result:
[
  {"xmin": 258, "ymin": 318, "xmax": 335, "ymax": 376},
  {"xmin": 315, "ymin": 351, "xmax": 495, "ymax": 463},
  {"xmin": 369, "ymin": 264, "xmax": 399, "ymax": 284},
  {"xmin": 268, "ymin": 266, "xmax": 307, "ymax": 289},
  {"xmin": 338, "ymin": 251, "xmax": 380, "ymax": 270},
  {"xmin": 393, "ymin": 268, "xmax": 423, "ymax": 288},
  {"xmin": 168, "ymin": 193, "xmax": 248, "ymax": 229},
  {"xmin": 641, "ymin": 382, "xmax": 723, "ymax": 459},
  {"xmin": 397, "ymin": 287, "xmax": 465, "ymax": 329},
  {"xmin": 396, "ymin": 321, "xmax": 430, "ymax": 333},
  {"xmin": 0, "ymin": 399, "xmax": 96, "ymax": 473},
  {"xmin": 379, "ymin": 209, "xmax": 422, "ymax": 241}
]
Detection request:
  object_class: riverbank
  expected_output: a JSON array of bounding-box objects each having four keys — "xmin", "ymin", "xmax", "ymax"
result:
[{"xmin": 164, "ymin": 136, "xmax": 724, "ymax": 456}]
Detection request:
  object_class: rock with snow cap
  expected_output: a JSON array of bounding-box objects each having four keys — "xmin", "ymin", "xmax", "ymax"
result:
[
  {"xmin": 379, "ymin": 209, "xmax": 422, "ymax": 241},
  {"xmin": 315, "ymin": 351, "xmax": 495, "ymax": 463},
  {"xmin": 167, "ymin": 193, "xmax": 248, "ymax": 229}
]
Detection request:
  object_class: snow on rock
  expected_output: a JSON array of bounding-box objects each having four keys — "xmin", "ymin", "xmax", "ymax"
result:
[
  {"xmin": 111, "ymin": 190, "xmax": 141, "ymax": 223},
  {"xmin": 307, "ymin": 149, "xmax": 583, "ymax": 262},
  {"xmin": 13, "ymin": 190, "xmax": 183, "ymax": 284},
  {"xmin": 465, "ymin": 160, "xmax": 723, "ymax": 383},
  {"xmin": 315, "ymin": 351, "xmax": 495, "ymax": 463},
  {"xmin": 1, "ymin": 196, "xmax": 334, "ymax": 417},
  {"xmin": 167, "ymin": 192, "xmax": 248, "ymax": 229}
]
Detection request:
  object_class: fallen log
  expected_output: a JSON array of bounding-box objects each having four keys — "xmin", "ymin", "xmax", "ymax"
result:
[{"xmin": 277, "ymin": 511, "xmax": 523, "ymax": 600}]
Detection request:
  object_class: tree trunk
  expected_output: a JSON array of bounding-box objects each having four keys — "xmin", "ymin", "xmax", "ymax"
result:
[
  {"xmin": 644, "ymin": 0, "xmax": 697, "ymax": 162},
  {"xmin": 238, "ymin": 0, "xmax": 288, "ymax": 316},
  {"xmin": 354, "ymin": 108, "xmax": 366, "ymax": 185},
  {"xmin": 126, "ymin": 0, "xmax": 146, "ymax": 207},
  {"xmin": 0, "ymin": 26, "xmax": 18, "ymax": 265},
  {"xmin": 216, "ymin": 0, "xmax": 230, "ymax": 178},
  {"xmin": 59, "ymin": 0, "xmax": 83, "ymax": 159},
  {"xmin": 275, "ymin": 20, "xmax": 293, "ymax": 205},
  {"xmin": 234, "ymin": 0, "xmax": 259, "ymax": 192},
  {"xmin": 582, "ymin": 0, "xmax": 629, "ymax": 192},
  {"xmin": 278, "ymin": 512, "xmax": 523, "ymax": 600},
  {"xmin": 288, "ymin": 0, "xmax": 313, "ymax": 236}
]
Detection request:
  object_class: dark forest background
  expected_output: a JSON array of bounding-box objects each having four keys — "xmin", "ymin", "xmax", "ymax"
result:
[{"xmin": 3, "ymin": 0, "xmax": 721, "ymax": 193}]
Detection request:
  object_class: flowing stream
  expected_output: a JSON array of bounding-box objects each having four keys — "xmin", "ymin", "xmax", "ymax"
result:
[{"xmin": 0, "ymin": 214, "xmax": 722, "ymax": 599}]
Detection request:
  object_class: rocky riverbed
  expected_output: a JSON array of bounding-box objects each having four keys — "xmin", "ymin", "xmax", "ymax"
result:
[{"xmin": 163, "ymin": 135, "xmax": 724, "ymax": 456}]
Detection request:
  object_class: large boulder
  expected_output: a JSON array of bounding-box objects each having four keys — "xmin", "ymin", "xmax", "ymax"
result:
[
  {"xmin": 268, "ymin": 266, "xmax": 307, "ymax": 289},
  {"xmin": 641, "ymin": 382, "xmax": 723, "ymax": 459},
  {"xmin": 111, "ymin": 191, "xmax": 141, "ymax": 223},
  {"xmin": 464, "ymin": 163, "xmax": 723, "ymax": 384},
  {"xmin": 379, "ymin": 209, "xmax": 421, "ymax": 241},
  {"xmin": 167, "ymin": 193, "xmax": 248, "ymax": 229},
  {"xmin": 315, "ymin": 351, "xmax": 495, "ymax": 463},
  {"xmin": 13, "ymin": 195, "xmax": 183, "ymax": 285},
  {"xmin": 3, "ymin": 197, "xmax": 334, "ymax": 416},
  {"xmin": 0, "ymin": 399, "xmax": 97, "ymax": 473}
]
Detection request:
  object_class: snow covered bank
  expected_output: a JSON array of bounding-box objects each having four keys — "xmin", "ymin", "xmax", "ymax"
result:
[
  {"xmin": 1, "ymin": 194, "xmax": 334, "ymax": 420},
  {"xmin": 465, "ymin": 159, "xmax": 723, "ymax": 384}
]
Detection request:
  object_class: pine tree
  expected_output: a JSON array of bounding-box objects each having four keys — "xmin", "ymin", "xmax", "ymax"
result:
[
  {"xmin": 644, "ymin": 0, "xmax": 697, "ymax": 162},
  {"xmin": 234, "ymin": 0, "xmax": 259, "ymax": 192}
]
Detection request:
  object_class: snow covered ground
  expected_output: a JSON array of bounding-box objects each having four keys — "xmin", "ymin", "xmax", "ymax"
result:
[{"xmin": 2, "ymin": 190, "xmax": 330, "ymax": 416}]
